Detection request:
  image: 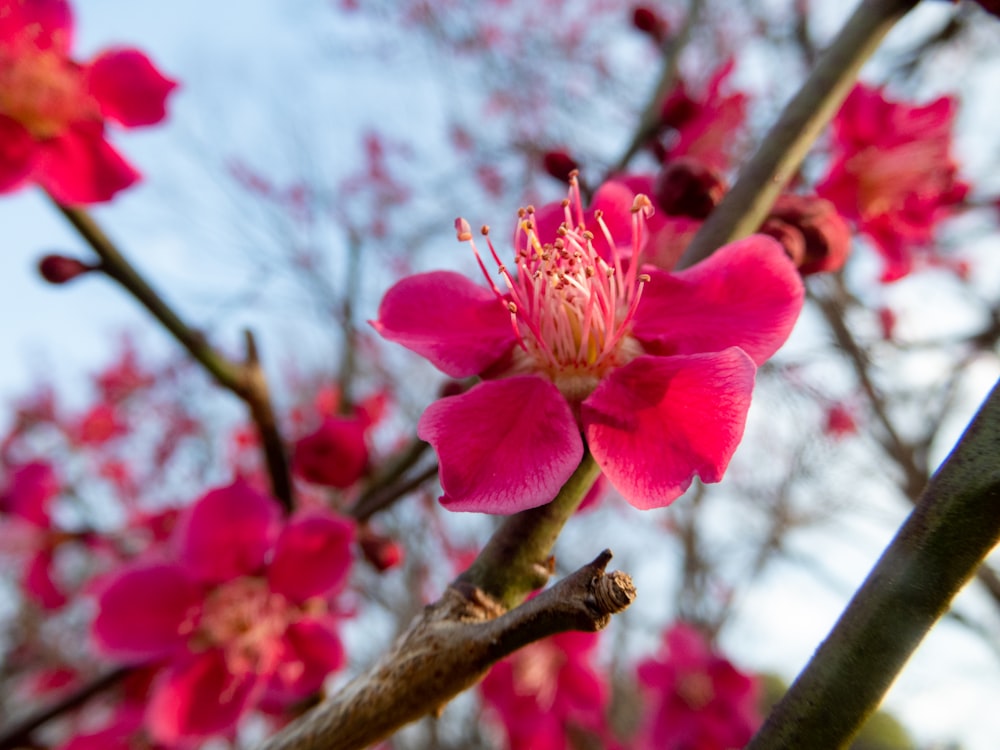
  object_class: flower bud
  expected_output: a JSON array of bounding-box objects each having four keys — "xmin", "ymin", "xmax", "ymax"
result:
[
  {"xmin": 358, "ymin": 527, "xmax": 404, "ymax": 572},
  {"xmin": 654, "ymin": 157, "xmax": 726, "ymax": 219},
  {"xmin": 762, "ymin": 194, "xmax": 851, "ymax": 276},
  {"xmin": 293, "ymin": 417, "xmax": 369, "ymax": 488},
  {"xmin": 38, "ymin": 255, "xmax": 94, "ymax": 285},
  {"xmin": 542, "ymin": 150, "xmax": 580, "ymax": 184},
  {"xmin": 632, "ymin": 5, "xmax": 669, "ymax": 44}
]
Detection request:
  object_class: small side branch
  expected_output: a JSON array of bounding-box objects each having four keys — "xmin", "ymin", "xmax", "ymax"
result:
[
  {"xmin": 257, "ymin": 551, "xmax": 635, "ymax": 750},
  {"xmin": 54, "ymin": 203, "xmax": 294, "ymax": 511}
]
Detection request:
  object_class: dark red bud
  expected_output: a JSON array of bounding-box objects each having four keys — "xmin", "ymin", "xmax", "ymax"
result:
[
  {"xmin": 763, "ymin": 194, "xmax": 852, "ymax": 276},
  {"xmin": 438, "ymin": 379, "xmax": 468, "ymax": 399},
  {"xmin": 659, "ymin": 84, "xmax": 699, "ymax": 131},
  {"xmin": 654, "ymin": 157, "xmax": 726, "ymax": 219},
  {"xmin": 542, "ymin": 150, "xmax": 580, "ymax": 184},
  {"xmin": 632, "ymin": 5, "xmax": 669, "ymax": 44},
  {"xmin": 359, "ymin": 529, "xmax": 404, "ymax": 572},
  {"xmin": 38, "ymin": 255, "xmax": 94, "ymax": 285},
  {"xmin": 760, "ymin": 218, "xmax": 806, "ymax": 267}
]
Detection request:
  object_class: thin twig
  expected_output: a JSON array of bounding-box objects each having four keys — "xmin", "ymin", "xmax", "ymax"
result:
[{"xmin": 53, "ymin": 202, "xmax": 295, "ymax": 511}]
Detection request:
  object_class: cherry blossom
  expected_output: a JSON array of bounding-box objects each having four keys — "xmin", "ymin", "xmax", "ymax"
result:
[
  {"xmin": 817, "ymin": 83, "xmax": 968, "ymax": 282},
  {"xmin": 0, "ymin": 0, "xmax": 177, "ymax": 203},
  {"xmin": 92, "ymin": 479, "xmax": 354, "ymax": 744},
  {"xmin": 635, "ymin": 623, "xmax": 761, "ymax": 750},
  {"xmin": 481, "ymin": 631, "xmax": 612, "ymax": 750},
  {"xmin": 374, "ymin": 177, "xmax": 803, "ymax": 513}
]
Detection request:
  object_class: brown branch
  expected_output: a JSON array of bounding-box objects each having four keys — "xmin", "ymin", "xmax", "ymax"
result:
[
  {"xmin": 53, "ymin": 202, "xmax": 294, "ymax": 511},
  {"xmin": 679, "ymin": 0, "xmax": 921, "ymax": 268},
  {"xmin": 257, "ymin": 550, "xmax": 635, "ymax": 750}
]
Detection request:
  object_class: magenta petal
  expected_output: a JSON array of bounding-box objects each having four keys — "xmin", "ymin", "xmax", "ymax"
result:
[
  {"xmin": 86, "ymin": 48, "xmax": 177, "ymax": 127},
  {"xmin": 35, "ymin": 123, "xmax": 140, "ymax": 204},
  {"xmin": 0, "ymin": 115, "xmax": 38, "ymax": 193},
  {"xmin": 372, "ymin": 271, "xmax": 515, "ymax": 377},
  {"xmin": 266, "ymin": 617, "xmax": 345, "ymax": 703},
  {"xmin": 582, "ymin": 351, "xmax": 756, "ymax": 510},
  {"xmin": 175, "ymin": 479, "xmax": 282, "ymax": 584},
  {"xmin": 268, "ymin": 511, "xmax": 354, "ymax": 603},
  {"xmin": 92, "ymin": 563, "xmax": 203, "ymax": 661},
  {"xmin": 0, "ymin": 0, "xmax": 73, "ymax": 52},
  {"xmin": 633, "ymin": 235, "xmax": 804, "ymax": 365},
  {"xmin": 147, "ymin": 650, "xmax": 258, "ymax": 744},
  {"xmin": 24, "ymin": 550, "xmax": 66, "ymax": 610},
  {"xmin": 418, "ymin": 376, "xmax": 583, "ymax": 513}
]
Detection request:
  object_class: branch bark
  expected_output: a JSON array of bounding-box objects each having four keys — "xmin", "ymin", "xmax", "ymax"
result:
[
  {"xmin": 747, "ymin": 377, "xmax": 1000, "ymax": 749},
  {"xmin": 678, "ymin": 0, "xmax": 921, "ymax": 268},
  {"xmin": 258, "ymin": 550, "xmax": 635, "ymax": 750}
]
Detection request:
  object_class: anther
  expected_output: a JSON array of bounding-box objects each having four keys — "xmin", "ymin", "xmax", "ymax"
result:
[
  {"xmin": 455, "ymin": 218, "xmax": 472, "ymax": 242},
  {"xmin": 481, "ymin": 225, "xmax": 490, "ymax": 235}
]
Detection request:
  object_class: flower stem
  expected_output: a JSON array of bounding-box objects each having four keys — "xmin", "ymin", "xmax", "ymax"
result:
[
  {"xmin": 747, "ymin": 378, "xmax": 1000, "ymax": 749},
  {"xmin": 679, "ymin": 0, "xmax": 920, "ymax": 268},
  {"xmin": 457, "ymin": 450, "xmax": 601, "ymax": 609}
]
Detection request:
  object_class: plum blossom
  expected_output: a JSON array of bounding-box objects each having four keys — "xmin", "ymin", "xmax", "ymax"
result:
[
  {"xmin": 373, "ymin": 177, "xmax": 803, "ymax": 513},
  {"xmin": 92, "ymin": 479, "xmax": 354, "ymax": 744},
  {"xmin": 635, "ymin": 623, "xmax": 761, "ymax": 750},
  {"xmin": 481, "ymin": 631, "xmax": 612, "ymax": 750},
  {"xmin": 817, "ymin": 83, "xmax": 968, "ymax": 282},
  {"xmin": 0, "ymin": 0, "xmax": 177, "ymax": 203}
]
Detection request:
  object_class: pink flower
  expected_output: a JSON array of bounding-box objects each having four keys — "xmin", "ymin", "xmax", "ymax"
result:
[
  {"xmin": 293, "ymin": 415, "xmax": 369, "ymax": 488},
  {"xmin": 816, "ymin": 83, "xmax": 968, "ymax": 282},
  {"xmin": 373, "ymin": 177, "xmax": 803, "ymax": 513},
  {"xmin": 92, "ymin": 479, "xmax": 354, "ymax": 744},
  {"xmin": 657, "ymin": 62, "xmax": 747, "ymax": 173},
  {"xmin": 0, "ymin": 0, "xmax": 177, "ymax": 203},
  {"xmin": 481, "ymin": 631, "xmax": 611, "ymax": 750},
  {"xmin": 635, "ymin": 623, "xmax": 761, "ymax": 750}
]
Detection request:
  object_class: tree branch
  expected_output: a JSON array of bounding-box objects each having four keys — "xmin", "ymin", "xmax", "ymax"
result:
[
  {"xmin": 258, "ymin": 549, "xmax": 635, "ymax": 750},
  {"xmin": 679, "ymin": 0, "xmax": 921, "ymax": 268},
  {"xmin": 747, "ymin": 377, "xmax": 1000, "ymax": 749},
  {"xmin": 53, "ymin": 202, "xmax": 294, "ymax": 511}
]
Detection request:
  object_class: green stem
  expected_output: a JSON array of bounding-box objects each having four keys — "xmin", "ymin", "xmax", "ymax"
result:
[
  {"xmin": 747, "ymin": 378, "xmax": 1000, "ymax": 749},
  {"xmin": 678, "ymin": 0, "xmax": 920, "ymax": 268},
  {"xmin": 457, "ymin": 451, "xmax": 601, "ymax": 609}
]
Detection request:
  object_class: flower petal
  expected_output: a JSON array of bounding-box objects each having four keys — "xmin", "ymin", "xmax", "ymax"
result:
[
  {"xmin": 176, "ymin": 479, "xmax": 282, "ymax": 584},
  {"xmin": 147, "ymin": 650, "xmax": 258, "ymax": 745},
  {"xmin": 0, "ymin": 115, "xmax": 38, "ymax": 193},
  {"xmin": 633, "ymin": 235, "xmax": 803, "ymax": 365},
  {"xmin": 418, "ymin": 376, "xmax": 583, "ymax": 513},
  {"xmin": 86, "ymin": 48, "xmax": 177, "ymax": 127},
  {"xmin": 267, "ymin": 511, "xmax": 354, "ymax": 603},
  {"xmin": 35, "ymin": 122, "xmax": 139, "ymax": 204},
  {"xmin": 0, "ymin": 0, "xmax": 73, "ymax": 52},
  {"xmin": 92, "ymin": 562, "xmax": 203, "ymax": 661},
  {"xmin": 582, "ymin": 351, "xmax": 756, "ymax": 510},
  {"xmin": 264, "ymin": 617, "xmax": 345, "ymax": 705},
  {"xmin": 372, "ymin": 271, "xmax": 515, "ymax": 377}
]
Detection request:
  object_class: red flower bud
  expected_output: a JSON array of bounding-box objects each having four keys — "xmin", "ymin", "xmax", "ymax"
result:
[
  {"xmin": 359, "ymin": 528, "xmax": 404, "ymax": 572},
  {"xmin": 632, "ymin": 5, "xmax": 669, "ymax": 44},
  {"xmin": 542, "ymin": 150, "xmax": 580, "ymax": 184},
  {"xmin": 293, "ymin": 417, "xmax": 369, "ymax": 488},
  {"xmin": 659, "ymin": 84, "xmax": 699, "ymax": 131},
  {"xmin": 654, "ymin": 157, "xmax": 726, "ymax": 219},
  {"xmin": 38, "ymin": 255, "xmax": 94, "ymax": 285},
  {"xmin": 763, "ymin": 194, "xmax": 851, "ymax": 276}
]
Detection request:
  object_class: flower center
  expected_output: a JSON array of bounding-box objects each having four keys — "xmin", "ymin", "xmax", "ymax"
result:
[
  {"xmin": 676, "ymin": 670, "xmax": 715, "ymax": 711},
  {"xmin": 458, "ymin": 175, "xmax": 652, "ymax": 401},
  {"xmin": 195, "ymin": 577, "xmax": 305, "ymax": 680},
  {"xmin": 0, "ymin": 45, "xmax": 96, "ymax": 138}
]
